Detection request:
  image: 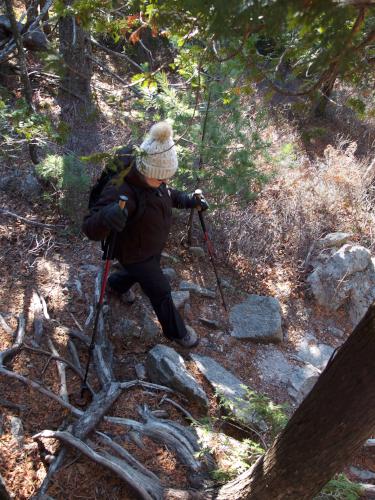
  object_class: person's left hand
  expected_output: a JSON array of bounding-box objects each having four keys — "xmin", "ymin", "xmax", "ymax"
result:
[{"xmin": 193, "ymin": 193, "xmax": 209, "ymax": 211}]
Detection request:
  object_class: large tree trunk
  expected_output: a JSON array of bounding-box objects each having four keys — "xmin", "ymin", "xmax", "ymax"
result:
[
  {"xmin": 59, "ymin": 1, "xmax": 92, "ymax": 106},
  {"xmin": 217, "ymin": 302, "xmax": 375, "ymax": 499}
]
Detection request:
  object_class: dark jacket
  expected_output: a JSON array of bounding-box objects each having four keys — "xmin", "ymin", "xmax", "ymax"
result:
[{"xmin": 82, "ymin": 167, "xmax": 195, "ymax": 265}]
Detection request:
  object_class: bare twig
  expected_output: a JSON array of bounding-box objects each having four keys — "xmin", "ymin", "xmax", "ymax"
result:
[
  {"xmin": 159, "ymin": 396, "xmax": 195, "ymax": 421},
  {"xmin": 47, "ymin": 339, "xmax": 69, "ymax": 403}
]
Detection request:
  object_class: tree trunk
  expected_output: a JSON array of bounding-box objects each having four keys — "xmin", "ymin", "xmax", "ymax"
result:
[
  {"xmin": 314, "ymin": 70, "xmax": 338, "ymax": 117},
  {"xmin": 217, "ymin": 302, "xmax": 375, "ymax": 499},
  {"xmin": 59, "ymin": 2, "xmax": 92, "ymax": 106},
  {"xmin": 4, "ymin": 0, "xmax": 39, "ymax": 164}
]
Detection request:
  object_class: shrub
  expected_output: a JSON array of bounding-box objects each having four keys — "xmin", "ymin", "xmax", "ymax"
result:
[{"xmin": 36, "ymin": 154, "xmax": 90, "ymax": 226}]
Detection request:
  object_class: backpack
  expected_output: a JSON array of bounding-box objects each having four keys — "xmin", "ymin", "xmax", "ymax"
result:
[{"xmin": 88, "ymin": 144, "xmax": 146, "ymax": 227}]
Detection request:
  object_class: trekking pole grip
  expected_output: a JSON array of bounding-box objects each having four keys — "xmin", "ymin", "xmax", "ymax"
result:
[{"xmin": 119, "ymin": 194, "xmax": 128, "ymax": 210}]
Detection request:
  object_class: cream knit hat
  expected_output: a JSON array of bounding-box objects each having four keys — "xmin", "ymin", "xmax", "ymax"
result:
[{"xmin": 136, "ymin": 121, "xmax": 178, "ymax": 179}]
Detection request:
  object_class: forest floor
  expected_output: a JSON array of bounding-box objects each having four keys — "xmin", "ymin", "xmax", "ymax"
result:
[{"xmin": 1, "ymin": 52, "xmax": 375, "ymax": 499}]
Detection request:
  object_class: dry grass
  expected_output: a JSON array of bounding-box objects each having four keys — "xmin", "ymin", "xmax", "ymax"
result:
[{"xmin": 216, "ymin": 137, "xmax": 375, "ymax": 273}]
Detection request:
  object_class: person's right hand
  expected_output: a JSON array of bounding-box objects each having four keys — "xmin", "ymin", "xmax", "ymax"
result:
[{"xmin": 101, "ymin": 202, "xmax": 128, "ymax": 232}]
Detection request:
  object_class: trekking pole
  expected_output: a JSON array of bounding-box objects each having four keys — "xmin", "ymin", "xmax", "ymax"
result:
[
  {"xmin": 194, "ymin": 189, "xmax": 228, "ymax": 312},
  {"xmin": 78, "ymin": 195, "xmax": 128, "ymax": 403}
]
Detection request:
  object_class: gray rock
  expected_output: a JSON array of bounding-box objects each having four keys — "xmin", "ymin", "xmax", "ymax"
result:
[
  {"xmin": 146, "ymin": 345, "xmax": 208, "ymax": 408},
  {"xmin": 294, "ymin": 334, "xmax": 334, "ymax": 370},
  {"xmin": 115, "ymin": 318, "xmax": 140, "ymax": 338},
  {"xmin": 171, "ymin": 290, "xmax": 190, "ymax": 309},
  {"xmin": 307, "ymin": 244, "xmax": 372, "ymax": 310},
  {"xmin": 254, "ymin": 346, "xmax": 321, "ymax": 402},
  {"xmin": 141, "ymin": 314, "xmax": 160, "ymax": 341},
  {"xmin": 10, "ymin": 416, "xmax": 24, "ymax": 447},
  {"xmin": 317, "ymin": 232, "xmax": 353, "ymax": 249},
  {"xmin": 179, "ymin": 280, "xmax": 216, "ymax": 298},
  {"xmin": 349, "ymin": 466, "xmax": 375, "ymax": 481},
  {"xmin": 189, "ymin": 247, "xmax": 205, "ymax": 258},
  {"xmin": 295, "ymin": 374, "xmax": 320, "ymax": 403},
  {"xmin": 230, "ymin": 294, "xmax": 282, "ymax": 342},
  {"xmin": 161, "ymin": 251, "xmax": 179, "ymax": 263},
  {"xmin": 135, "ymin": 363, "xmax": 147, "ymax": 380},
  {"xmin": 307, "ymin": 244, "xmax": 375, "ymax": 325},
  {"xmin": 327, "ymin": 326, "xmax": 345, "ymax": 339},
  {"xmin": 23, "ymin": 28, "xmax": 49, "ymax": 51},
  {"xmin": 162, "ymin": 267, "xmax": 177, "ymax": 282},
  {"xmin": 0, "ymin": 172, "xmax": 42, "ymax": 200},
  {"xmin": 191, "ymin": 354, "xmax": 267, "ymax": 431},
  {"xmin": 219, "ymin": 278, "xmax": 234, "ymax": 289}
]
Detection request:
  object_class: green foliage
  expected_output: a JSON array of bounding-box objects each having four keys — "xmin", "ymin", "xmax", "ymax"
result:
[
  {"xmin": 194, "ymin": 417, "xmax": 265, "ymax": 482},
  {"xmin": 301, "ymin": 126, "xmax": 327, "ymax": 143},
  {"xmin": 131, "ymin": 64, "xmax": 271, "ymax": 204},
  {"xmin": 36, "ymin": 154, "xmax": 90, "ymax": 225},
  {"xmin": 315, "ymin": 473, "xmax": 363, "ymax": 500},
  {"xmin": 218, "ymin": 386, "xmax": 289, "ymax": 439},
  {"xmin": 0, "ymin": 94, "xmax": 69, "ymax": 159},
  {"xmin": 194, "ymin": 386, "xmax": 288, "ymax": 483},
  {"xmin": 346, "ymin": 97, "xmax": 366, "ymax": 119}
]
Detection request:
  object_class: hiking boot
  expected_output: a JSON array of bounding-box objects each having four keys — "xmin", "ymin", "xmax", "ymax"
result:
[{"xmin": 175, "ymin": 325, "xmax": 199, "ymax": 348}]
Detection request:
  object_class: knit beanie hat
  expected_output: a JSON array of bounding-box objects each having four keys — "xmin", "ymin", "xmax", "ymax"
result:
[{"xmin": 136, "ymin": 121, "xmax": 178, "ymax": 179}]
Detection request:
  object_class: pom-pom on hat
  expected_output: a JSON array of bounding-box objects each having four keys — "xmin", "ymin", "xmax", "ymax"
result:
[{"xmin": 136, "ymin": 121, "xmax": 178, "ymax": 180}]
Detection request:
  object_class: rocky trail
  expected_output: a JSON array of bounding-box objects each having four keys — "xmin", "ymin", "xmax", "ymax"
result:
[{"xmin": 1, "ymin": 169, "xmax": 375, "ymax": 499}]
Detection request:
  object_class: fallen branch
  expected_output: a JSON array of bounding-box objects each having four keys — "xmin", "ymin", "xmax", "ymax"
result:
[
  {"xmin": 34, "ymin": 429, "xmax": 163, "ymax": 500},
  {"xmin": 0, "ymin": 398, "xmax": 28, "ymax": 412},
  {"xmin": 0, "ymin": 208, "xmax": 65, "ymax": 230},
  {"xmin": 91, "ymin": 36, "xmax": 143, "ymax": 71}
]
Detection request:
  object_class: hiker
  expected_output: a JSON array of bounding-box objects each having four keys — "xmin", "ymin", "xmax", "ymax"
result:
[{"xmin": 82, "ymin": 121, "xmax": 208, "ymax": 348}]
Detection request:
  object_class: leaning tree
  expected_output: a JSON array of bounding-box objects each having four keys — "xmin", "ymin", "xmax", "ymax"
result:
[{"xmin": 213, "ymin": 302, "xmax": 375, "ymax": 499}]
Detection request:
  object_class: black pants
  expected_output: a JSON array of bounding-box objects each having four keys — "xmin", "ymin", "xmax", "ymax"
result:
[{"xmin": 108, "ymin": 255, "xmax": 187, "ymax": 340}]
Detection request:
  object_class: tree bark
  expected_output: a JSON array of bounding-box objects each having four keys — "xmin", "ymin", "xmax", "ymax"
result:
[
  {"xmin": 217, "ymin": 302, "xmax": 375, "ymax": 499},
  {"xmin": 59, "ymin": 1, "xmax": 92, "ymax": 106}
]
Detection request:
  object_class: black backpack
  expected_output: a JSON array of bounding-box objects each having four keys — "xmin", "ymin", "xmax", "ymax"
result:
[{"xmin": 88, "ymin": 144, "xmax": 146, "ymax": 226}]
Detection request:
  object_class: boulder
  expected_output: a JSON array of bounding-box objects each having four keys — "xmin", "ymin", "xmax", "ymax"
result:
[
  {"xmin": 307, "ymin": 244, "xmax": 375, "ymax": 325},
  {"xmin": 254, "ymin": 346, "xmax": 321, "ymax": 403},
  {"xmin": 146, "ymin": 345, "xmax": 208, "ymax": 408},
  {"xmin": 191, "ymin": 354, "xmax": 267, "ymax": 431},
  {"xmin": 229, "ymin": 294, "xmax": 282, "ymax": 342}
]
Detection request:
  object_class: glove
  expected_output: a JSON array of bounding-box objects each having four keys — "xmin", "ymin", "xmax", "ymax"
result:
[
  {"xmin": 194, "ymin": 194, "xmax": 209, "ymax": 212},
  {"xmin": 101, "ymin": 202, "xmax": 128, "ymax": 232}
]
